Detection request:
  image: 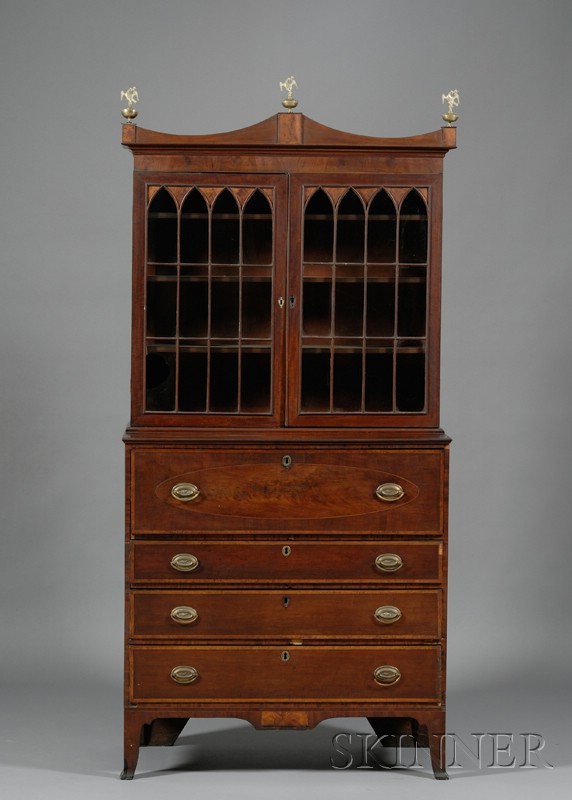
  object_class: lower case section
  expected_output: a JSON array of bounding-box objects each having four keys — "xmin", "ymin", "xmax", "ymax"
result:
[{"xmin": 121, "ymin": 706, "xmax": 447, "ymax": 780}]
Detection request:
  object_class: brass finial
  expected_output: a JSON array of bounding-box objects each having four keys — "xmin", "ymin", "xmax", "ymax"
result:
[
  {"xmin": 441, "ymin": 90, "xmax": 460, "ymax": 126},
  {"xmin": 121, "ymin": 87, "xmax": 139, "ymax": 122},
  {"xmin": 280, "ymin": 76, "xmax": 298, "ymax": 111}
]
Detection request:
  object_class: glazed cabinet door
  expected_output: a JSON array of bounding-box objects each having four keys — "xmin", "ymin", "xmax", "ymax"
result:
[
  {"xmin": 287, "ymin": 175, "xmax": 442, "ymax": 427},
  {"xmin": 131, "ymin": 173, "xmax": 289, "ymax": 426}
]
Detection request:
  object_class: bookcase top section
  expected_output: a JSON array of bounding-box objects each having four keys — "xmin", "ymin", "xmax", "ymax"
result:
[{"xmin": 122, "ymin": 113, "xmax": 456, "ymax": 154}]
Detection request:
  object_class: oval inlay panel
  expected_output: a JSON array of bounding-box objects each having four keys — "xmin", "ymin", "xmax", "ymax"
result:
[{"xmin": 155, "ymin": 463, "xmax": 419, "ymax": 520}]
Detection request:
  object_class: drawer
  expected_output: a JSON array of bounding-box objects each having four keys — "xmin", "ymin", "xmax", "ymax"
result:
[
  {"xmin": 130, "ymin": 448, "xmax": 446, "ymax": 535},
  {"xmin": 130, "ymin": 589, "xmax": 442, "ymax": 639},
  {"xmin": 130, "ymin": 645, "xmax": 441, "ymax": 703},
  {"xmin": 130, "ymin": 541, "xmax": 443, "ymax": 584}
]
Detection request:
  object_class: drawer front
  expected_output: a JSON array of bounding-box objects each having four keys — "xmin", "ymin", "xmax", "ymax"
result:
[
  {"xmin": 130, "ymin": 645, "xmax": 441, "ymax": 703},
  {"xmin": 131, "ymin": 590, "xmax": 441, "ymax": 639},
  {"xmin": 131, "ymin": 541, "xmax": 443, "ymax": 584},
  {"xmin": 131, "ymin": 448, "xmax": 445, "ymax": 535}
]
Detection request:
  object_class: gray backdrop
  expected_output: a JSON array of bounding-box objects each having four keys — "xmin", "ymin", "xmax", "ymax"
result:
[{"xmin": 1, "ymin": 0, "xmax": 571, "ymax": 793}]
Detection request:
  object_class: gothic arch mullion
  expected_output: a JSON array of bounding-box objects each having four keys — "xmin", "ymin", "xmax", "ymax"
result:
[
  {"xmin": 174, "ymin": 190, "xmax": 181, "ymax": 412},
  {"xmin": 330, "ymin": 193, "xmax": 338, "ymax": 413},
  {"xmin": 362, "ymin": 194, "xmax": 371, "ymax": 414},
  {"xmin": 236, "ymin": 188, "xmax": 244, "ymax": 414},
  {"xmin": 205, "ymin": 191, "xmax": 213, "ymax": 412},
  {"xmin": 393, "ymin": 192, "xmax": 401, "ymax": 413}
]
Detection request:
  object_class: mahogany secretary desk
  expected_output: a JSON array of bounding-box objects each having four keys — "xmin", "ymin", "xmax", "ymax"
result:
[{"xmin": 121, "ymin": 94, "xmax": 457, "ymax": 780}]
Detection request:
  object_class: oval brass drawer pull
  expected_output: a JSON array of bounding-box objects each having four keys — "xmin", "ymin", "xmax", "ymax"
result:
[
  {"xmin": 170, "ymin": 665, "xmax": 199, "ymax": 684},
  {"xmin": 375, "ymin": 553, "xmax": 404, "ymax": 573},
  {"xmin": 170, "ymin": 606, "xmax": 198, "ymax": 625},
  {"xmin": 171, "ymin": 482, "xmax": 201, "ymax": 502},
  {"xmin": 373, "ymin": 665, "xmax": 401, "ymax": 686},
  {"xmin": 376, "ymin": 482, "xmax": 405, "ymax": 502},
  {"xmin": 170, "ymin": 553, "xmax": 200, "ymax": 573},
  {"xmin": 374, "ymin": 605, "xmax": 402, "ymax": 624}
]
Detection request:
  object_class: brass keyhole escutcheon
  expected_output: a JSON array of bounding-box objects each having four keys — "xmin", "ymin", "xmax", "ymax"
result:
[
  {"xmin": 283, "ymin": 596, "xmax": 290, "ymax": 608},
  {"xmin": 281, "ymin": 651, "xmax": 290, "ymax": 662},
  {"xmin": 282, "ymin": 545, "xmax": 291, "ymax": 557},
  {"xmin": 282, "ymin": 454, "xmax": 292, "ymax": 468}
]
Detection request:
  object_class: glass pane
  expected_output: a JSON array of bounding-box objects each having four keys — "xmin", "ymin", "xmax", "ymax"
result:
[
  {"xmin": 178, "ymin": 352, "xmax": 207, "ymax": 411},
  {"xmin": 242, "ymin": 282, "xmax": 271, "ymax": 339},
  {"xmin": 211, "ymin": 281, "xmax": 239, "ymax": 338},
  {"xmin": 335, "ymin": 279, "xmax": 364, "ymax": 337},
  {"xmin": 301, "ymin": 351, "xmax": 330, "ymax": 411},
  {"xmin": 243, "ymin": 190, "xmax": 273, "ymax": 265},
  {"xmin": 147, "ymin": 188, "xmax": 177, "ymax": 263},
  {"xmin": 396, "ymin": 350, "xmax": 425, "ymax": 411},
  {"xmin": 303, "ymin": 282, "xmax": 332, "ymax": 336},
  {"xmin": 146, "ymin": 281, "xmax": 176, "ymax": 337},
  {"xmin": 145, "ymin": 352, "xmax": 175, "ymax": 411},
  {"xmin": 179, "ymin": 281, "xmax": 208, "ymax": 338},
  {"xmin": 181, "ymin": 189, "xmax": 208, "ymax": 264},
  {"xmin": 365, "ymin": 351, "xmax": 394, "ymax": 411},
  {"xmin": 211, "ymin": 189, "xmax": 240, "ymax": 264},
  {"xmin": 336, "ymin": 189, "xmax": 365, "ymax": 263},
  {"xmin": 209, "ymin": 351, "xmax": 238, "ymax": 411},
  {"xmin": 241, "ymin": 351, "xmax": 271, "ymax": 412},
  {"xmin": 366, "ymin": 281, "xmax": 395, "ymax": 337},
  {"xmin": 399, "ymin": 190, "xmax": 428, "ymax": 264},
  {"xmin": 367, "ymin": 190, "xmax": 396, "ymax": 263},
  {"xmin": 397, "ymin": 268, "xmax": 427, "ymax": 337},
  {"xmin": 304, "ymin": 189, "xmax": 333, "ymax": 263},
  {"xmin": 333, "ymin": 353, "xmax": 362, "ymax": 411}
]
